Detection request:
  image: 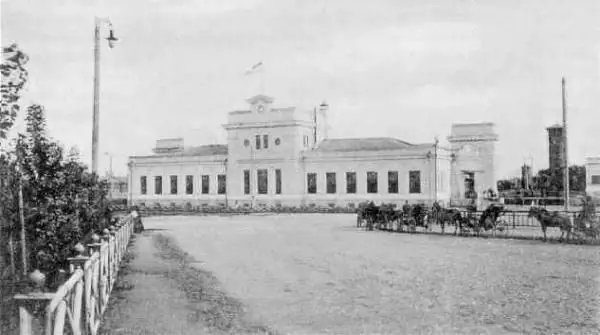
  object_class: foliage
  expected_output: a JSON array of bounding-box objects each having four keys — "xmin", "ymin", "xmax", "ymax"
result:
[
  {"xmin": 534, "ymin": 165, "xmax": 586, "ymax": 193},
  {"xmin": 1, "ymin": 44, "xmax": 29, "ymax": 142},
  {"xmin": 498, "ymin": 165, "xmax": 587, "ymax": 194},
  {"xmin": 0, "ymin": 45, "xmax": 111, "ymax": 276}
]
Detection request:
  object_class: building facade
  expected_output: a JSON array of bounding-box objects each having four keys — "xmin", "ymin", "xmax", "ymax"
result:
[
  {"xmin": 127, "ymin": 95, "xmax": 498, "ymax": 208},
  {"xmin": 586, "ymin": 156, "xmax": 600, "ymax": 199}
]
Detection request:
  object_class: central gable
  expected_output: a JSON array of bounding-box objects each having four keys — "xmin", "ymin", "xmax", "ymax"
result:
[{"xmin": 246, "ymin": 94, "xmax": 274, "ymax": 113}]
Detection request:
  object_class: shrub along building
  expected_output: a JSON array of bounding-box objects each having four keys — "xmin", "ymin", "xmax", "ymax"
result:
[{"xmin": 127, "ymin": 95, "xmax": 499, "ymax": 209}]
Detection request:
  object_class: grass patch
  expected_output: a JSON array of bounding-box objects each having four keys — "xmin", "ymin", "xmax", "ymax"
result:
[{"xmin": 153, "ymin": 234, "xmax": 277, "ymax": 335}]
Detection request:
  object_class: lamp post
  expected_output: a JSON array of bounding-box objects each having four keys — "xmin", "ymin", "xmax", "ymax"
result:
[
  {"xmin": 91, "ymin": 17, "xmax": 118, "ymax": 175},
  {"xmin": 434, "ymin": 136, "xmax": 439, "ymax": 203}
]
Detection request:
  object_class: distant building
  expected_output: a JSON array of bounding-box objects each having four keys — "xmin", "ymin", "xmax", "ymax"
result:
[
  {"xmin": 521, "ymin": 164, "xmax": 532, "ymax": 190},
  {"xmin": 586, "ymin": 156, "xmax": 600, "ymax": 199},
  {"xmin": 105, "ymin": 176, "xmax": 128, "ymax": 200},
  {"xmin": 547, "ymin": 124, "xmax": 564, "ymax": 172},
  {"xmin": 127, "ymin": 94, "xmax": 498, "ymax": 208}
]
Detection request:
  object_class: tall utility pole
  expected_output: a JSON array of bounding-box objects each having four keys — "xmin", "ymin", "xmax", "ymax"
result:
[
  {"xmin": 562, "ymin": 77, "xmax": 570, "ymax": 211},
  {"xmin": 434, "ymin": 136, "xmax": 439, "ymax": 203},
  {"xmin": 91, "ymin": 17, "xmax": 118, "ymax": 175}
]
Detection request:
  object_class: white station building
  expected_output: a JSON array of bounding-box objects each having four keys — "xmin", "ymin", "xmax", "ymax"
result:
[
  {"xmin": 585, "ymin": 156, "xmax": 600, "ymax": 199},
  {"xmin": 127, "ymin": 94, "xmax": 499, "ymax": 209}
]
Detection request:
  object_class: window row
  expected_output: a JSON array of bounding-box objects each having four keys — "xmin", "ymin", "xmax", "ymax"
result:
[
  {"xmin": 243, "ymin": 169, "xmax": 282, "ymax": 195},
  {"xmin": 306, "ymin": 170, "xmax": 422, "ymax": 194},
  {"xmin": 140, "ymin": 175, "xmax": 226, "ymax": 195},
  {"xmin": 243, "ymin": 135, "xmax": 282, "ymax": 150}
]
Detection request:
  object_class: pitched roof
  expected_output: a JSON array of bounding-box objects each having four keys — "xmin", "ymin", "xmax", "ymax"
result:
[
  {"xmin": 149, "ymin": 144, "xmax": 228, "ymax": 157},
  {"xmin": 246, "ymin": 94, "xmax": 274, "ymax": 104},
  {"xmin": 315, "ymin": 138, "xmax": 413, "ymax": 153},
  {"xmin": 182, "ymin": 144, "xmax": 228, "ymax": 156}
]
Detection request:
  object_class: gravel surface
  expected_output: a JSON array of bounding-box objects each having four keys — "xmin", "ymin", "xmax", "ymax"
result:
[
  {"xmin": 144, "ymin": 214, "xmax": 600, "ymax": 334},
  {"xmin": 99, "ymin": 231, "xmax": 275, "ymax": 335}
]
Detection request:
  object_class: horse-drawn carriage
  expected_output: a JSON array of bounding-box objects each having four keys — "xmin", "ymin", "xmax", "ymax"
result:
[{"xmin": 356, "ymin": 202, "xmax": 433, "ymax": 232}]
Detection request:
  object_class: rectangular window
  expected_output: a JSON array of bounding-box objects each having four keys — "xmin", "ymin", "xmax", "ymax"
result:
[
  {"xmin": 154, "ymin": 176, "xmax": 162, "ymax": 195},
  {"xmin": 367, "ymin": 171, "xmax": 378, "ymax": 194},
  {"xmin": 275, "ymin": 169, "xmax": 282, "ymax": 194},
  {"xmin": 409, "ymin": 170, "xmax": 421, "ymax": 194},
  {"xmin": 170, "ymin": 175, "xmax": 178, "ymax": 194},
  {"xmin": 388, "ymin": 171, "xmax": 398, "ymax": 194},
  {"xmin": 201, "ymin": 175, "xmax": 209, "ymax": 194},
  {"xmin": 263, "ymin": 135, "xmax": 269, "ymax": 149},
  {"xmin": 255, "ymin": 135, "xmax": 261, "ymax": 150},
  {"xmin": 218, "ymin": 174, "xmax": 226, "ymax": 194},
  {"xmin": 326, "ymin": 172, "xmax": 336, "ymax": 194},
  {"xmin": 186, "ymin": 175, "xmax": 193, "ymax": 194},
  {"xmin": 140, "ymin": 176, "xmax": 147, "ymax": 195},
  {"xmin": 243, "ymin": 170, "xmax": 250, "ymax": 195},
  {"xmin": 346, "ymin": 172, "xmax": 356, "ymax": 194},
  {"xmin": 307, "ymin": 173, "xmax": 317, "ymax": 194},
  {"xmin": 592, "ymin": 175, "xmax": 600, "ymax": 185},
  {"xmin": 257, "ymin": 169, "xmax": 268, "ymax": 194}
]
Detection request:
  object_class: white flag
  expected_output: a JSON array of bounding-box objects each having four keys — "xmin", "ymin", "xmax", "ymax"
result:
[{"xmin": 244, "ymin": 61, "xmax": 263, "ymax": 75}]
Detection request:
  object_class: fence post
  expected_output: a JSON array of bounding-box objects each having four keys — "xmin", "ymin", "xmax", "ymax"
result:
[{"xmin": 14, "ymin": 270, "xmax": 54, "ymax": 335}]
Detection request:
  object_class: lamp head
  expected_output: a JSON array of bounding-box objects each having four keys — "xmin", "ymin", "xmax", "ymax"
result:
[
  {"xmin": 319, "ymin": 101, "xmax": 329, "ymax": 113},
  {"xmin": 106, "ymin": 29, "xmax": 119, "ymax": 48}
]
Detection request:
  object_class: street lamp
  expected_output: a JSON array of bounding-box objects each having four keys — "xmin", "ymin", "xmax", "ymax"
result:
[{"xmin": 91, "ymin": 17, "xmax": 119, "ymax": 175}]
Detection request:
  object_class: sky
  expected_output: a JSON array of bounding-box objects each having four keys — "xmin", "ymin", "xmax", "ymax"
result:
[{"xmin": 2, "ymin": 0, "xmax": 600, "ymax": 178}]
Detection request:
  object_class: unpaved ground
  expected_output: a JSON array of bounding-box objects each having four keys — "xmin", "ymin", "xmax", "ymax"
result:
[
  {"xmin": 142, "ymin": 214, "xmax": 600, "ymax": 334},
  {"xmin": 99, "ymin": 231, "xmax": 275, "ymax": 335}
]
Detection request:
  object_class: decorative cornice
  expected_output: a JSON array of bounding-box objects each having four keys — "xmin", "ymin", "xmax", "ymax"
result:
[
  {"xmin": 447, "ymin": 135, "xmax": 498, "ymax": 143},
  {"xmin": 223, "ymin": 120, "xmax": 314, "ymax": 130}
]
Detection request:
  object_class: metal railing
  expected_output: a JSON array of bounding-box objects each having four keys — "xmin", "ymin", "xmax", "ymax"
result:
[{"xmin": 13, "ymin": 213, "xmax": 135, "ymax": 335}]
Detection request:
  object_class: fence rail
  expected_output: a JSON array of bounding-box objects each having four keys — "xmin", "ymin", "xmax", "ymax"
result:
[{"xmin": 13, "ymin": 212, "xmax": 135, "ymax": 335}]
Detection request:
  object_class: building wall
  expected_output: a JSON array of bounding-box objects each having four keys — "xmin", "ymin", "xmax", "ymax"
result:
[
  {"xmin": 586, "ymin": 157, "xmax": 600, "ymax": 198},
  {"xmin": 129, "ymin": 155, "xmax": 227, "ymax": 207},
  {"xmin": 448, "ymin": 123, "xmax": 498, "ymax": 203},
  {"xmin": 129, "ymin": 96, "xmax": 496, "ymax": 209}
]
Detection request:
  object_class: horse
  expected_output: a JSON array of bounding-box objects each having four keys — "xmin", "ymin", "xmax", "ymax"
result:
[
  {"xmin": 478, "ymin": 203, "xmax": 505, "ymax": 236},
  {"xmin": 431, "ymin": 206, "xmax": 463, "ymax": 234},
  {"xmin": 528, "ymin": 207, "xmax": 573, "ymax": 242}
]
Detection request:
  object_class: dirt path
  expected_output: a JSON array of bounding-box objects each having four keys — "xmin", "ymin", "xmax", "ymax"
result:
[{"xmin": 99, "ymin": 230, "xmax": 276, "ymax": 335}]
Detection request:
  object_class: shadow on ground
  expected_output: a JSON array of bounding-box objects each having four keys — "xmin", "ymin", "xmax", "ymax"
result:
[{"xmin": 99, "ymin": 231, "xmax": 277, "ymax": 335}]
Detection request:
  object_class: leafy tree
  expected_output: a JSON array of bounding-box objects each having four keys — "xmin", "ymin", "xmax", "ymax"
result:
[
  {"xmin": 0, "ymin": 45, "xmax": 112, "ymax": 277},
  {"xmin": 1, "ymin": 44, "xmax": 29, "ymax": 142},
  {"xmin": 497, "ymin": 179, "xmax": 514, "ymax": 192}
]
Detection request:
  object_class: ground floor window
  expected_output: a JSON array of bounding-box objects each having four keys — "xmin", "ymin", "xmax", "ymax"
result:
[
  {"xmin": 276, "ymin": 169, "xmax": 282, "ymax": 194},
  {"xmin": 186, "ymin": 175, "xmax": 193, "ymax": 194},
  {"xmin": 170, "ymin": 175, "xmax": 178, "ymax": 194},
  {"xmin": 592, "ymin": 175, "xmax": 600, "ymax": 185},
  {"xmin": 154, "ymin": 176, "xmax": 162, "ymax": 195},
  {"xmin": 218, "ymin": 174, "xmax": 226, "ymax": 194},
  {"xmin": 326, "ymin": 172, "xmax": 336, "ymax": 194},
  {"xmin": 346, "ymin": 172, "xmax": 356, "ymax": 194},
  {"xmin": 201, "ymin": 175, "xmax": 209, "ymax": 194},
  {"xmin": 409, "ymin": 170, "xmax": 421, "ymax": 194},
  {"xmin": 307, "ymin": 173, "xmax": 317, "ymax": 194},
  {"xmin": 140, "ymin": 176, "xmax": 147, "ymax": 195},
  {"xmin": 244, "ymin": 170, "xmax": 250, "ymax": 194},
  {"xmin": 367, "ymin": 171, "xmax": 378, "ymax": 193},
  {"xmin": 257, "ymin": 169, "xmax": 268, "ymax": 194},
  {"xmin": 388, "ymin": 171, "xmax": 398, "ymax": 193}
]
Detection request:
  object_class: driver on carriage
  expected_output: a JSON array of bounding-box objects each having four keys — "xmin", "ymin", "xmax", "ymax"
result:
[
  {"xmin": 402, "ymin": 200, "xmax": 412, "ymax": 218},
  {"xmin": 580, "ymin": 195, "xmax": 597, "ymax": 221}
]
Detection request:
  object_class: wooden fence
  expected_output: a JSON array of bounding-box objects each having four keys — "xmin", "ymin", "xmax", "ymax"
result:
[{"xmin": 13, "ymin": 212, "xmax": 135, "ymax": 335}]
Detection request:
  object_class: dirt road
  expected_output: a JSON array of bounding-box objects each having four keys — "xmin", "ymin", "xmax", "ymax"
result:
[{"xmin": 105, "ymin": 214, "xmax": 600, "ymax": 334}]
